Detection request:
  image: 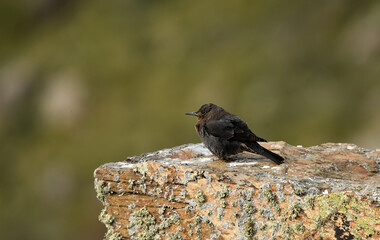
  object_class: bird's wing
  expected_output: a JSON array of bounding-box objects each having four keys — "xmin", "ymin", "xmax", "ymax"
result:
[
  {"xmin": 204, "ymin": 120, "xmax": 235, "ymax": 139},
  {"xmin": 205, "ymin": 118, "xmax": 267, "ymax": 142},
  {"xmin": 230, "ymin": 118, "xmax": 267, "ymax": 142}
]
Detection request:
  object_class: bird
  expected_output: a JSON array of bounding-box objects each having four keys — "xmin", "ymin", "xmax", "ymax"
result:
[{"xmin": 185, "ymin": 103, "xmax": 284, "ymax": 165}]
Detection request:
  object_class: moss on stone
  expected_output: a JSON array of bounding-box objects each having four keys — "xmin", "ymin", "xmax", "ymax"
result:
[
  {"xmin": 220, "ymin": 198, "xmax": 227, "ymax": 208},
  {"xmin": 99, "ymin": 208, "xmax": 114, "ymax": 225},
  {"xmin": 133, "ymin": 162, "xmax": 148, "ymax": 179},
  {"xmin": 128, "ymin": 206, "xmax": 156, "ymax": 230},
  {"xmin": 243, "ymin": 202, "xmax": 256, "ymax": 215},
  {"xmin": 244, "ymin": 217, "xmax": 257, "ymax": 239},
  {"xmin": 99, "ymin": 208, "xmax": 120, "ymax": 240},
  {"xmin": 314, "ymin": 192, "xmax": 378, "ymax": 238},
  {"xmin": 159, "ymin": 214, "xmax": 180, "ymax": 229},
  {"xmin": 292, "ymin": 222, "xmax": 305, "ymax": 234},
  {"xmin": 94, "ymin": 179, "xmax": 113, "ymax": 202},
  {"xmin": 195, "ymin": 189, "xmax": 206, "ymax": 205},
  {"xmin": 104, "ymin": 228, "xmax": 122, "ymax": 240},
  {"xmin": 194, "ymin": 215, "xmax": 202, "ymax": 225},
  {"xmin": 288, "ymin": 201, "xmax": 303, "ymax": 220},
  {"xmin": 304, "ymin": 195, "xmax": 315, "ymax": 209},
  {"xmin": 273, "ymin": 204, "xmax": 281, "ymax": 214},
  {"xmin": 185, "ymin": 206, "xmax": 191, "ymax": 214},
  {"xmin": 127, "ymin": 206, "xmax": 182, "ymax": 239},
  {"xmin": 168, "ymin": 232, "xmax": 182, "ymax": 240},
  {"xmin": 261, "ymin": 188, "xmax": 277, "ymax": 207},
  {"xmin": 216, "ymin": 185, "xmax": 229, "ymax": 199},
  {"xmin": 282, "ymin": 224, "xmax": 293, "ymax": 234},
  {"xmin": 294, "ymin": 187, "xmax": 306, "ymax": 196},
  {"xmin": 259, "ymin": 223, "xmax": 267, "ymax": 231}
]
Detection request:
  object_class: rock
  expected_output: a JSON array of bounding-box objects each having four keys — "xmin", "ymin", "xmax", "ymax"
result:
[{"xmin": 93, "ymin": 142, "xmax": 380, "ymax": 240}]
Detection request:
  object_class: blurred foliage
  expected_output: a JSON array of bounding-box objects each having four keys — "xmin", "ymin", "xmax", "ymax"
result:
[{"xmin": 1, "ymin": 0, "xmax": 380, "ymax": 239}]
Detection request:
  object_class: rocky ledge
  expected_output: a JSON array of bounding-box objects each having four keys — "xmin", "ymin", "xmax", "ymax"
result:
[{"xmin": 94, "ymin": 142, "xmax": 380, "ymax": 240}]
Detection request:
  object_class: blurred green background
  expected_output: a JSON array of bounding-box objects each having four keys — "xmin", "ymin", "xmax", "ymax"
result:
[{"xmin": 1, "ymin": 0, "xmax": 379, "ymax": 239}]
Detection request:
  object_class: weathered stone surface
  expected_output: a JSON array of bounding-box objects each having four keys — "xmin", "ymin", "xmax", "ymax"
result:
[{"xmin": 94, "ymin": 142, "xmax": 380, "ymax": 240}]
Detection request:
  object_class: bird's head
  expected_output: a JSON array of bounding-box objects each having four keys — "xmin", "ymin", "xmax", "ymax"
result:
[{"xmin": 185, "ymin": 103, "xmax": 223, "ymax": 120}]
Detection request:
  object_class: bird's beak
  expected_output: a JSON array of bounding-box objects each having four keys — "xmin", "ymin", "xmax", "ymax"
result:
[{"xmin": 185, "ymin": 112, "xmax": 198, "ymax": 117}]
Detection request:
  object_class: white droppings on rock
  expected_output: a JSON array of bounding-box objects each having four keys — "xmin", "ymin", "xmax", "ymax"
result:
[
  {"xmin": 144, "ymin": 153, "xmax": 155, "ymax": 158},
  {"xmin": 104, "ymin": 162, "xmax": 135, "ymax": 169},
  {"xmin": 347, "ymin": 145, "xmax": 356, "ymax": 150},
  {"xmin": 183, "ymin": 143, "xmax": 213, "ymax": 156},
  {"xmin": 271, "ymin": 166, "xmax": 282, "ymax": 171},
  {"xmin": 227, "ymin": 161, "xmax": 259, "ymax": 167},
  {"xmin": 159, "ymin": 157, "xmax": 214, "ymax": 165},
  {"xmin": 271, "ymin": 144, "xmax": 282, "ymax": 149},
  {"xmin": 181, "ymin": 157, "xmax": 214, "ymax": 164}
]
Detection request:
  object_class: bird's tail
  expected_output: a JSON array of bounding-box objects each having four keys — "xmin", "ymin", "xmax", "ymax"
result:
[
  {"xmin": 256, "ymin": 136, "xmax": 267, "ymax": 142},
  {"xmin": 244, "ymin": 141, "xmax": 284, "ymax": 165}
]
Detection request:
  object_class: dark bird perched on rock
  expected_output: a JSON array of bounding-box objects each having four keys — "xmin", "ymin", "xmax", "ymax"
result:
[{"xmin": 186, "ymin": 103, "xmax": 284, "ymax": 164}]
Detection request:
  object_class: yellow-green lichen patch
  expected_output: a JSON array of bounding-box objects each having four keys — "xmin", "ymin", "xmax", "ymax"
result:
[
  {"xmin": 304, "ymin": 195, "xmax": 315, "ymax": 209},
  {"xmin": 99, "ymin": 208, "xmax": 114, "ymax": 225},
  {"xmin": 192, "ymin": 215, "xmax": 203, "ymax": 235},
  {"xmin": 243, "ymin": 202, "xmax": 256, "ymax": 215},
  {"xmin": 259, "ymin": 222, "xmax": 267, "ymax": 231},
  {"xmin": 292, "ymin": 222, "xmax": 305, "ymax": 234},
  {"xmin": 99, "ymin": 208, "xmax": 120, "ymax": 240},
  {"xmin": 294, "ymin": 187, "xmax": 306, "ymax": 196},
  {"xmin": 220, "ymin": 198, "xmax": 227, "ymax": 208},
  {"xmin": 94, "ymin": 179, "xmax": 113, "ymax": 202},
  {"xmin": 195, "ymin": 189, "xmax": 206, "ymax": 205},
  {"xmin": 216, "ymin": 185, "xmax": 229, "ymax": 208},
  {"xmin": 133, "ymin": 162, "xmax": 149, "ymax": 179},
  {"xmin": 128, "ymin": 206, "xmax": 156, "ymax": 229},
  {"xmin": 216, "ymin": 185, "xmax": 230, "ymax": 198},
  {"xmin": 288, "ymin": 201, "xmax": 303, "ymax": 220},
  {"xmin": 244, "ymin": 217, "xmax": 257, "ymax": 239},
  {"xmin": 104, "ymin": 228, "xmax": 122, "ymax": 240},
  {"xmin": 314, "ymin": 193, "xmax": 379, "ymax": 238},
  {"xmin": 127, "ymin": 206, "xmax": 181, "ymax": 239},
  {"xmin": 167, "ymin": 232, "xmax": 182, "ymax": 240},
  {"xmin": 282, "ymin": 224, "xmax": 292, "ymax": 235},
  {"xmin": 194, "ymin": 215, "xmax": 202, "ymax": 225},
  {"xmin": 185, "ymin": 206, "xmax": 191, "ymax": 214},
  {"xmin": 261, "ymin": 187, "xmax": 277, "ymax": 207}
]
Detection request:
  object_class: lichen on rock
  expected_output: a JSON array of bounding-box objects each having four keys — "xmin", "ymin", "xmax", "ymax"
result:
[{"xmin": 94, "ymin": 142, "xmax": 380, "ymax": 239}]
